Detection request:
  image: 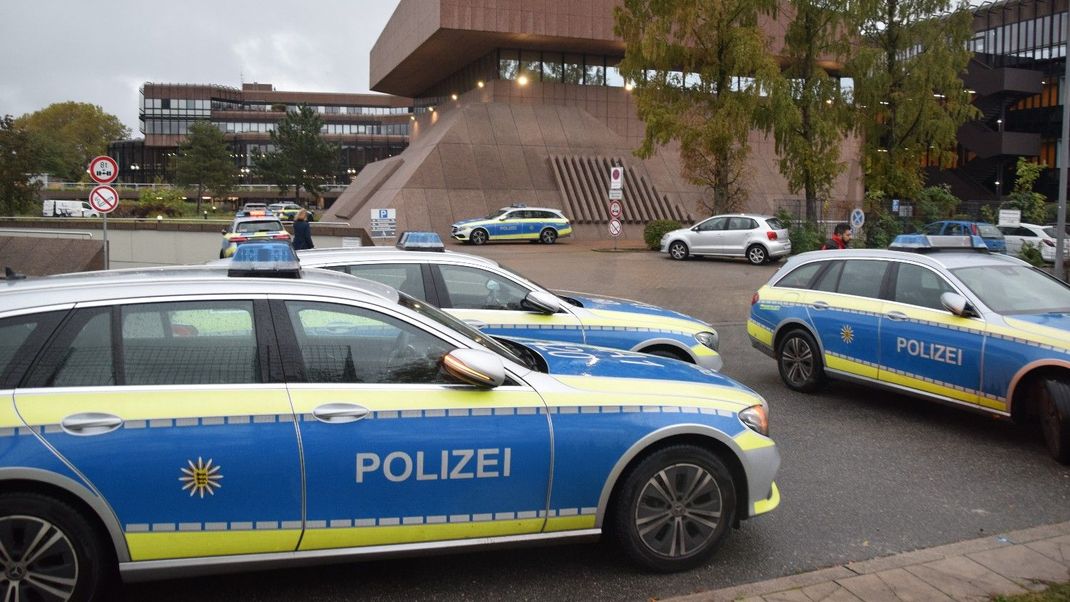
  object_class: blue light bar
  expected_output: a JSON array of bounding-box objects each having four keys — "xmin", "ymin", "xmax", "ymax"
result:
[
  {"xmin": 397, "ymin": 231, "xmax": 445, "ymax": 252},
  {"xmin": 228, "ymin": 241, "xmax": 301, "ymax": 278},
  {"xmin": 889, "ymin": 234, "xmax": 988, "ymax": 252}
]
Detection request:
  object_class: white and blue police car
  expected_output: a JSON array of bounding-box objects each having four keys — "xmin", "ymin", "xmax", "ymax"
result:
[
  {"xmin": 748, "ymin": 234, "xmax": 1070, "ymax": 463},
  {"xmin": 450, "ymin": 205, "xmax": 573, "ymax": 245},
  {"xmin": 0, "ymin": 243, "xmax": 779, "ymax": 597}
]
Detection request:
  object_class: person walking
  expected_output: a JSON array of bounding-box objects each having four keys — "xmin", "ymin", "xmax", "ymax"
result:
[
  {"xmin": 292, "ymin": 209, "xmax": 315, "ymax": 251},
  {"xmin": 821, "ymin": 223, "xmax": 852, "ymax": 250}
]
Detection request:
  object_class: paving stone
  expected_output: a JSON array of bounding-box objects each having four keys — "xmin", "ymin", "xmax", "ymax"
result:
[
  {"xmin": 905, "ymin": 556, "xmax": 1026, "ymax": 601},
  {"xmin": 682, "ymin": 567, "xmax": 859, "ymax": 602},
  {"xmin": 800, "ymin": 581, "xmax": 863, "ymax": 601},
  {"xmin": 968, "ymin": 544, "xmax": 1070, "ymax": 591},
  {"xmin": 837, "ymin": 569, "xmax": 953, "ymax": 601},
  {"xmin": 1025, "ymin": 535, "xmax": 1070, "ymax": 568},
  {"xmin": 1002, "ymin": 522, "xmax": 1070, "ymax": 545},
  {"xmin": 764, "ymin": 590, "xmax": 811, "ymax": 602}
]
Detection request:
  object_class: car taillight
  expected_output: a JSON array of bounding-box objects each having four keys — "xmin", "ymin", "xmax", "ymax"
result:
[
  {"xmin": 272, "ymin": 233, "xmax": 291, "ymax": 239},
  {"xmin": 752, "ymin": 292, "xmax": 760, "ymax": 305},
  {"xmin": 230, "ymin": 236, "xmax": 248, "ymax": 243},
  {"xmin": 766, "ymin": 231, "xmax": 778, "ymax": 240},
  {"xmin": 970, "ymin": 224, "xmax": 979, "ymax": 235}
]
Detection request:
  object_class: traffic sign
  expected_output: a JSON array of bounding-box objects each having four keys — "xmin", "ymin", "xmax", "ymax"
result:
[
  {"xmin": 609, "ymin": 200, "xmax": 622, "ymax": 219},
  {"xmin": 609, "ymin": 218, "xmax": 622, "ymax": 238},
  {"xmin": 850, "ymin": 208, "xmax": 865, "ymax": 229},
  {"xmin": 610, "ymin": 167, "xmax": 624, "ymax": 190},
  {"xmin": 88, "ymin": 156, "xmax": 118, "ymax": 184},
  {"xmin": 88, "ymin": 185, "xmax": 119, "ymax": 214},
  {"xmin": 609, "ymin": 188, "xmax": 622, "ymax": 201}
]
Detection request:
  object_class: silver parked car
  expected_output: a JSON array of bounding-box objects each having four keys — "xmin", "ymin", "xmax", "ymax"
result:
[{"xmin": 661, "ymin": 214, "xmax": 792, "ymax": 264}]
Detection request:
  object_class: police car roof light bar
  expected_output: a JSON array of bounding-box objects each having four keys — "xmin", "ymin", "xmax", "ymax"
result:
[
  {"xmin": 227, "ymin": 241, "xmax": 302, "ymax": 278},
  {"xmin": 889, "ymin": 234, "xmax": 989, "ymax": 253},
  {"xmin": 397, "ymin": 231, "xmax": 446, "ymax": 252}
]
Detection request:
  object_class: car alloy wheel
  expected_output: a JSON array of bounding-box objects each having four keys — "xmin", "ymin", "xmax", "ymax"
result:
[
  {"xmin": 470, "ymin": 229, "xmax": 488, "ymax": 245},
  {"xmin": 777, "ymin": 330, "xmax": 825, "ymax": 393},
  {"xmin": 669, "ymin": 241, "xmax": 688, "ymax": 260},
  {"xmin": 1041, "ymin": 379, "xmax": 1070, "ymax": 463},
  {"xmin": 747, "ymin": 245, "xmax": 767, "ymax": 265},
  {"xmin": 0, "ymin": 515, "xmax": 79, "ymax": 600},
  {"xmin": 540, "ymin": 228, "xmax": 558, "ymax": 244}
]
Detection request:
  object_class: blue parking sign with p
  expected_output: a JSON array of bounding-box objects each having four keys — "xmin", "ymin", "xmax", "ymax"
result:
[{"xmin": 379, "ymin": 209, "xmax": 389, "ymax": 219}]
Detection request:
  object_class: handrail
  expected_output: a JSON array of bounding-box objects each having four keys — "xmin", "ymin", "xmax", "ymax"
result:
[
  {"xmin": 0, "ymin": 228, "xmax": 94, "ymax": 239},
  {"xmin": 39, "ymin": 182, "xmax": 351, "ymax": 193}
]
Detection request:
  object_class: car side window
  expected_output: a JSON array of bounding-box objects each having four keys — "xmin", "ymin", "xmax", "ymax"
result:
[
  {"xmin": 837, "ymin": 260, "xmax": 890, "ymax": 299},
  {"xmin": 774, "ymin": 262, "xmax": 826, "ymax": 289},
  {"xmin": 697, "ymin": 217, "xmax": 727, "ymax": 232},
  {"xmin": 0, "ymin": 311, "xmax": 66, "ymax": 389},
  {"xmin": 892, "ymin": 263, "xmax": 956, "ymax": 311},
  {"xmin": 812, "ymin": 260, "xmax": 844, "ymax": 292},
  {"xmin": 121, "ymin": 301, "xmax": 260, "ymax": 385},
  {"xmin": 728, "ymin": 217, "xmax": 756, "ymax": 230},
  {"xmin": 923, "ymin": 223, "xmax": 944, "ymax": 235},
  {"xmin": 342, "ymin": 264, "xmax": 426, "ymax": 300},
  {"xmin": 285, "ymin": 301, "xmax": 455, "ymax": 384},
  {"xmin": 1016, "ymin": 227, "xmax": 1037, "ymax": 237},
  {"xmin": 26, "ymin": 308, "xmax": 114, "ymax": 388},
  {"xmin": 437, "ymin": 265, "xmax": 530, "ymax": 310},
  {"xmin": 946, "ymin": 223, "xmax": 966, "ymax": 235}
]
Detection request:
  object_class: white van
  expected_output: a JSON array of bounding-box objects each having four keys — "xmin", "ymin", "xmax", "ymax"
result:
[{"xmin": 42, "ymin": 200, "xmax": 100, "ymax": 218}]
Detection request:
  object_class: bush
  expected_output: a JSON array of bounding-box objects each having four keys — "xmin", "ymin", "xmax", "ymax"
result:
[
  {"xmin": 774, "ymin": 208, "xmax": 826, "ymax": 254},
  {"xmin": 644, "ymin": 219, "xmax": 683, "ymax": 250},
  {"xmin": 1018, "ymin": 242, "xmax": 1046, "ymax": 267}
]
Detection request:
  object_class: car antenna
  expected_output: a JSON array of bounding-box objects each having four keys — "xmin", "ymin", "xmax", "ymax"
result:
[{"xmin": 3, "ymin": 267, "xmax": 26, "ymax": 280}]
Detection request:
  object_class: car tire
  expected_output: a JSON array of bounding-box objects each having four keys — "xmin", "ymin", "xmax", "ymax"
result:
[
  {"xmin": 777, "ymin": 329, "xmax": 825, "ymax": 393},
  {"xmin": 668, "ymin": 241, "xmax": 689, "ymax": 260},
  {"xmin": 219, "ymin": 249, "xmax": 226, "ymax": 259},
  {"xmin": 470, "ymin": 229, "xmax": 489, "ymax": 246},
  {"xmin": 611, "ymin": 445, "xmax": 736, "ymax": 573},
  {"xmin": 746, "ymin": 244, "xmax": 768, "ymax": 265},
  {"xmin": 1040, "ymin": 379, "xmax": 1070, "ymax": 463},
  {"xmin": 645, "ymin": 348, "xmax": 690, "ymax": 363},
  {"xmin": 0, "ymin": 492, "xmax": 114, "ymax": 600},
  {"xmin": 540, "ymin": 228, "xmax": 558, "ymax": 244}
]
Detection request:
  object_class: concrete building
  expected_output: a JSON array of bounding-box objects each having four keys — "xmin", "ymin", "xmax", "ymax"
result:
[
  {"xmin": 108, "ymin": 82, "xmax": 413, "ymax": 185},
  {"xmin": 323, "ymin": 0, "xmax": 864, "ymax": 241}
]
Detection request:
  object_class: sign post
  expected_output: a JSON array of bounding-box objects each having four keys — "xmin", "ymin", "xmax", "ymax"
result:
[
  {"xmin": 88, "ymin": 156, "xmax": 119, "ymax": 269},
  {"xmin": 608, "ymin": 167, "xmax": 625, "ymax": 250}
]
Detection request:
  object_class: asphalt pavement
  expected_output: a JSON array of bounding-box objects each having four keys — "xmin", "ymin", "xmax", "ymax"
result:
[{"xmin": 124, "ymin": 241, "xmax": 1070, "ymax": 601}]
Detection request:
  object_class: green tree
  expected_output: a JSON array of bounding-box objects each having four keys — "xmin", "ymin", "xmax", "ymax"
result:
[
  {"xmin": 0, "ymin": 115, "xmax": 41, "ymax": 215},
  {"xmin": 615, "ymin": 0, "xmax": 780, "ymax": 215},
  {"xmin": 254, "ymin": 106, "xmax": 338, "ymax": 202},
  {"xmin": 771, "ymin": 0, "xmax": 854, "ymax": 222},
  {"xmin": 847, "ymin": 0, "xmax": 976, "ymax": 201},
  {"xmin": 1005, "ymin": 158, "xmax": 1046, "ymax": 224},
  {"xmin": 913, "ymin": 184, "xmax": 959, "ymax": 228},
  {"xmin": 16, "ymin": 102, "xmax": 129, "ymax": 181},
  {"xmin": 174, "ymin": 121, "xmax": 236, "ymax": 213}
]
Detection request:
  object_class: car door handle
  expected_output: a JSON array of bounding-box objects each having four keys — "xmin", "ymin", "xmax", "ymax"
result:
[
  {"xmin": 464, "ymin": 319, "xmax": 488, "ymax": 329},
  {"xmin": 312, "ymin": 403, "xmax": 370, "ymax": 424},
  {"xmin": 811, "ymin": 301, "xmax": 829, "ymax": 310},
  {"xmin": 886, "ymin": 311, "xmax": 908, "ymax": 321},
  {"xmin": 60, "ymin": 413, "xmax": 124, "ymax": 436}
]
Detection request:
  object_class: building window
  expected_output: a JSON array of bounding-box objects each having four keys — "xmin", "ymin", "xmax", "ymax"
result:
[
  {"xmin": 584, "ymin": 55, "xmax": 604, "ymax": 85},
  {"xmin": 542, "ymin": 52, "xmax": 563, "ymax": 82}
]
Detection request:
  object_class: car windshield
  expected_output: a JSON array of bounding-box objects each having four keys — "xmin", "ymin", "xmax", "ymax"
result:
[
  {"xmin": 236, "ymin": 220, "xmax": 283, "ymax": 233},
  {"xmin": 952, "ymin": 265, "xmax": 1070, "ymax": 314},
  {"xmin": 977, "ymin": 224, "xmax": 1003, "ymax": 238},
  {"xmin": 397, "ymin": 293, "xmax": 529, "ymax": 367},
  {"xmin": 484, "ymin": 209, "xmax": 509, "ymax": 219}
]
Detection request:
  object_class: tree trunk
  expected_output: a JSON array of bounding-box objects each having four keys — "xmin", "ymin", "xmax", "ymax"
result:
[{"xmin": 196, "ymin": 184, "xmax": 203, "ymax": 213}]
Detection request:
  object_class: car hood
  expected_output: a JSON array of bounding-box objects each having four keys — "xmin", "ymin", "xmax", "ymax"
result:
[
  {"xmin": 507, "ymin": 337, "xmax": 748, "ymax": 390},
  {"xmin": 1003, "ymin": 313, "xmax": 1070, "ymax": 348},
  {"xmin": 554, "ymin": 291, "xmax": 710, "ymax": 326}
]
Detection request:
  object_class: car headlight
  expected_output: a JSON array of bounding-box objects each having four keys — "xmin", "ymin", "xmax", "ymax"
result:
[
  {"xmin": 695, "ymin": 331, "xmax": 719, "ymax": 351},
  {"xmin": 739, "ymin": 404, "xmax": 769, "ymax": 436}
]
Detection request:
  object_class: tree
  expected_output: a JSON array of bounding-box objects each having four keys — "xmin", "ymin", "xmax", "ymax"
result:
[
  {"xmin": 847, "ymin": 0, "xmax": 976, "ymax": 202},
  {"xmin": 16, "ymin": 102, "xmax": 129, "ymax": 181},
  {"xmin": 615, "ymin": 0, "xmax": 781, "ymax": 215},
  {"xmin": 174, "ymin": 121, "xmax": 236, "ymax": 213},
  {"xmin": 0, "ymin": 115, "xmax": 41, "ymax": 215},
  {"xmin": 254, "ymin": 106, "xmax": 338, "ymax": 202},
  {"xmin": 770, "ymin": 0, "xmax": 854, "ymax": 222},
  {"xmin": 1005, "ymin": 158, "xmax": 1046, "ymax": 225}
]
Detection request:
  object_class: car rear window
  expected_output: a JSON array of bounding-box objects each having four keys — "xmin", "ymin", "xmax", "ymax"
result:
[
  {"xmin": 237, "ymin": 220, "xmax": 283, "ymax": 233},
  {"xmin": 765, "ymin": 218, "xmax": 786, "ymax": 231},
  {"xmin": 977, "ymin": 224, "xmax": 1003, "ymax": 238}
]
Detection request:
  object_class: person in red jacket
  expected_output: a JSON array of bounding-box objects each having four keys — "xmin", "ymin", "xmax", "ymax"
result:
[{"xmin": 821, "ymin": 223, "xmax": 852, "ymax": 250}]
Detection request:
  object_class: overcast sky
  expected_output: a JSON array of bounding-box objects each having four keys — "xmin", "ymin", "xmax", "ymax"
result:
[{"xmin": 0, "ymin": 0, "xmax": 403, "ymax": 135}]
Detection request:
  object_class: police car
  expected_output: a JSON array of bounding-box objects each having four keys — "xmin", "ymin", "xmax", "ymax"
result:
[
  {"xmin": 219, "ymin": 216, "xmax": 291, "ymax": 258},
  {"xmin": 451, "ymin": 205, "xmax": 572, "ymax": 245},
  {"xmin": 0, "ymin": 244, "xmax": 779, "ymax": 597},
  {"xmin": 297, "ymin": 236, "xmax": 724, "ymax": 371},
  {"xmin": 748, "ymin": 234, "xmax": 1070, "ymax": 463}
]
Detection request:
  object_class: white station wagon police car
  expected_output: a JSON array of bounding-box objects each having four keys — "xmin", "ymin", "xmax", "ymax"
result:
[
  {"xmin": 0, "ymin": 244, "xmax": 778, "ymax": 597},
  {"xmin": 451, "ymin": 205, "xmax": 573, "ymax": 245},
  {"xmin": 748, "ymin": 235, "xmax": 1070, "ymax": 463}
]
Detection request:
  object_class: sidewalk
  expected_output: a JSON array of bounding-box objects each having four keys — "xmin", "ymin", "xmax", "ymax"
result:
[{"xmin": 668, "ymin": 521, "xmax": 1070, "ymax": 602}]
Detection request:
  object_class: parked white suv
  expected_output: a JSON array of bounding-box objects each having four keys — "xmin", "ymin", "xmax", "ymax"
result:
[{"xmin": 661, "ymin": 214, "xmax": 791, "ymax": 264}]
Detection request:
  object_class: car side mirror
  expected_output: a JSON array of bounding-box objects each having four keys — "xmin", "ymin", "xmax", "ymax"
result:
[
  {"xmin": 442, "ymin": 349, "xmax": 505, "ymax": 388},
  {"xmin": 521, "ymin": 291, "xmax": 563, "ymax": 314},
  {"xmin": 499, "ymin": 215, "xmax": 508, "ymax": 221},
  {"xmin": 940, "ymin": 292, "xmax": 976, "ymax": 318}
]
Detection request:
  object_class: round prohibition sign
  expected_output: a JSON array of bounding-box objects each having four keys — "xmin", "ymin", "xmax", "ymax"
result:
[
  {"xmin": 89, "ymin": 185, "xmax": 119, "ymax": 214},
  {"xmin": 88, "ymin": 155, "xmax": 118, "ymax": 184},
  {"xmin": 609, "ymin": 218, "xmax": 623, "ymax": 238},
  {"xmin": 609, "ymin": 200, "xmax": 623, "ymax": 219}
]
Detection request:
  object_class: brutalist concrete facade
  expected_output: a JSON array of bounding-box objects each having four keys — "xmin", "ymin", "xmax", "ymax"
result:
[{"xmin": 324, "ymin": 0, "xmax": 863, "ymax": 241}]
